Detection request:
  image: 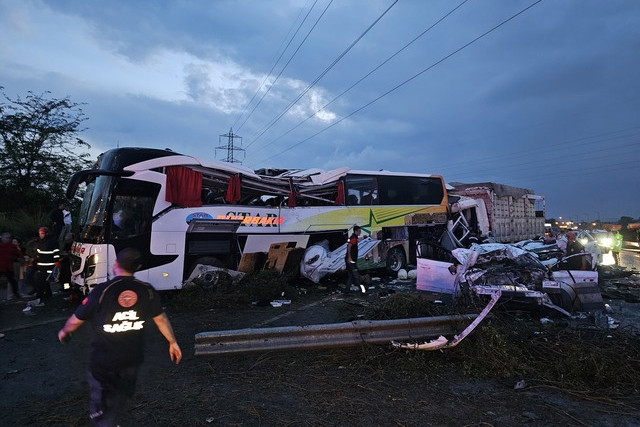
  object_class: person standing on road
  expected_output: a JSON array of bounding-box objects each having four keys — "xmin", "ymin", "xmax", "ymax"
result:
[
  {"xmin": 49, "ymin": 203, "xmax": 65, "ymax": 246},
  {"xmin": 60, "ymin": 205, "xmax": 72, "ymax": 248},
  {"xmin": 612, "ymin": 230, "xmax": 623, "ymax": 266},
  {"xmin": 564, "ymin": 231, "xmax": 587, "ymax": 270},
  {"xmin": 23, "ymin": 234, "xmax": 39, "ymax": 296},
  {"xmin": 58, "ymin": 248, "xmax": 182, "ymax": 426},
  {"xmin": 30, "ymin": 227, "xmax": 59, "ymax": 306},
  {"xmin": 345, "ymin": 225, "xmax": 365, "ymax": 294},
  {"xmin": 0, "ymin": 232, "xmax": 24, "ymax": 299}
]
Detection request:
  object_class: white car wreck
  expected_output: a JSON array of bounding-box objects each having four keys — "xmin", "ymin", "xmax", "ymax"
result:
[{"xmin": 417, "ymin": 241, "xmax": 603, "ymax": 315}]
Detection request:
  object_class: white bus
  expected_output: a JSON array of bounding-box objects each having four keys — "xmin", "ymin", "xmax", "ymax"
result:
[{"xmin": 66, "ymin": 147, "xmax": 449, "ymax": 291}]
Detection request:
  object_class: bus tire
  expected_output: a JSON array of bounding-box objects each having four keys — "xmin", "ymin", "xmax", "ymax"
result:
[
  {"xmin": 386, "ymin": 247, "xmax": 406, "ymax": 274},
  {"xmin": 189, "ymin": 256, "xmax": 225, "ymax": 290}
]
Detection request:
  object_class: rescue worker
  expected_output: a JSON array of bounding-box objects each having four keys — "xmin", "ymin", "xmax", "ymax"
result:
[
  {"xmin": 612, "ymin": 230, "xmax": 623, "ymax": 266},
  {"xmin": 31, "ymin": 226, "xmax": 59, "ymax": 306},
  {"xmin": 58, "ymin": 248, "xmax": 182, "ymax": 426},
  {"xmin": 564, "ymin": 231, "xmax": 588, "ymax": 270},
  {"xmin": 345, "ymin": 225, "xmax": 365, "ymax": 294}
]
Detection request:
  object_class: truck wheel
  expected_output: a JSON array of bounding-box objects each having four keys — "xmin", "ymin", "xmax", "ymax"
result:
[
  {"xmin": 386, "ymin": 247, "xmax": 406, "ymax": 274},
  {"xmin": 188, "ymin": 256, "xmax": 225, "ymax": 290}
]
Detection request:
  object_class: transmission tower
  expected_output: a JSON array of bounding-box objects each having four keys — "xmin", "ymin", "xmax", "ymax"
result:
[{"xmin": 215, "ymin": 128, "xmax": 245, "ymax": 163}]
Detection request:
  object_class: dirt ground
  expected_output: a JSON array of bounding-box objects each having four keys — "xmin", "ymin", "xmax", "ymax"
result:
[{"xmin": 2, "ymin": 274, "xmax": 640, "ymax": 427}]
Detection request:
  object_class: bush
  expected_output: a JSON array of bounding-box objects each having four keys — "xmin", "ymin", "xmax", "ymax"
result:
[{"xmin": 0, "ymin": 209, "xmax": 48, "ymax": 244}]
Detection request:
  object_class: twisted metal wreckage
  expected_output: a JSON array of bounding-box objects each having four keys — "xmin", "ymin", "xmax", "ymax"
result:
[
  {"xmin": 195, "ymin": 215, "xmax": 608, "ymax": 356},
  {"xmin": 190, "ymin": 175, "xmax": 604, "ymax": 355}
]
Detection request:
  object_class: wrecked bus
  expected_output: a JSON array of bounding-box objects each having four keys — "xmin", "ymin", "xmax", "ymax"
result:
[{"xmin": 65, "ymin": 147, "xmax": 449, "ymax": 292}]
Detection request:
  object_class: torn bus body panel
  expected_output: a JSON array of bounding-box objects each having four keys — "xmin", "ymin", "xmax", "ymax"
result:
[{"xmin": 300, "ymin": 237, "xmax": 380, "ymax": 283}]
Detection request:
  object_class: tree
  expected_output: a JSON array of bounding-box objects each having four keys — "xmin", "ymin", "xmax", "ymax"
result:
[{"xmin": 0, "ymin": 87, "xmax": 93, "ymax": 213}]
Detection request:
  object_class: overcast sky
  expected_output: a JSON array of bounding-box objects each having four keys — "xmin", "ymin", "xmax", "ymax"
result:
[{"xmin": 1, "ymin": 0, "xmax": 638, "ymax": 222}]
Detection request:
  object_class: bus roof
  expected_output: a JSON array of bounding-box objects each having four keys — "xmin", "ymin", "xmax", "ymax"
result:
[{"xmin": 122, "ymin": 152, "xmax": 260, "ymax": 178}]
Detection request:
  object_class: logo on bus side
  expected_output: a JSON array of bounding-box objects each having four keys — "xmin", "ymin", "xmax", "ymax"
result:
[
  {"xmin": 185, "ymin": 212, "xmax": 214, "ymax": 223},
  {"xmin": 218, "ymin": 212, "xmax": 284, "ymax": 227}
]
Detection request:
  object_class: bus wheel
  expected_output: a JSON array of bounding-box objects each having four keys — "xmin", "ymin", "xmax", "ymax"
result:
[
  {"xmin": 386, "ymin": 247, "xmax": 406, "ymax": 274},
  {"xmin": 189, "ymin": 257, "xmax": 225, "ymax": 290}
]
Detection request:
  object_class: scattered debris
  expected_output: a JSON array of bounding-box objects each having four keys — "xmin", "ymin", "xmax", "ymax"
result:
[
  {"xmin": 184, "ymin": 264, "xmax": 245, "ymax": 289},
  {"xmin": 514, "ymin": 379, "xmax": 526, "ymax": 390},
  {"xmin": 270, "ymin": 299, "xmax": 291, "ymax": 307}
]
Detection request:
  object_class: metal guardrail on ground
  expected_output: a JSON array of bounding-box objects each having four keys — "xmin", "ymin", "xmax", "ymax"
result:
[{"xmin": 195, "ymin": 314, "xmax": 478, "ymax": 356}]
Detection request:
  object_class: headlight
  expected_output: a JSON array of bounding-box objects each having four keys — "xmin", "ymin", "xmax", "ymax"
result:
[
  {"xmin": 600, "ymin": 237, "xmax": 612, "ymax": 246},
  {"xmin": 578, "ymin": 238, "xmax": 588, "ymax": 245}
]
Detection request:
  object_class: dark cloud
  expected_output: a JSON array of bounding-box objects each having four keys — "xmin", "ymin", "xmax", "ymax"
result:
[{"xmin": 2, "ymin": 0, "xmax": 639, "ymax": 221}]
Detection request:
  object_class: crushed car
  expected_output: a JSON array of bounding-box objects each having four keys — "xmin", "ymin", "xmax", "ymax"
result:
[{"xmin": 416, "ymin": 239, "xmax": 603, "ymax": 316}]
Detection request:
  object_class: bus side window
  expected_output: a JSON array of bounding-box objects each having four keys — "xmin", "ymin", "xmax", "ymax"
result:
[
  {"xmin": 345, "ymin": 176, "xmax": 377, "ymax": 206},
  {"xmin": 110, "ymin": 180, "xmax": 159, "ymax": 239},
  {"xmin": 361, "ymin": 190, "xmax": 378, "ymax": 205}
]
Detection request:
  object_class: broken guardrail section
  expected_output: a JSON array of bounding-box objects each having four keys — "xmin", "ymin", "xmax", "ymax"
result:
[{"xmin": 195, "ymin": 314, "xmax": 478, "ymax": 356}]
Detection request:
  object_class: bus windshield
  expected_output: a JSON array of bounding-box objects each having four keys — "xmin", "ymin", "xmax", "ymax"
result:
[{"xmin": 77, "ymin": 175, "xmax": 114, "ymax": 243}]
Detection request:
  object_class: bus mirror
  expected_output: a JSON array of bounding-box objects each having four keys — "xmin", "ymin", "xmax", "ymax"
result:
[{"xmin": 65, "ymin": 169, "xmax": 134, "ymax": 199}]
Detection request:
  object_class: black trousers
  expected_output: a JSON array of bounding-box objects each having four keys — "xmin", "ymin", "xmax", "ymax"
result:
[
  {"xmin": 0, "ymin": 270, "xmax": 20, "ymax": 297},
  {"xmin": 345, "ymin": 262, "xmax": 361, "ymax": 291},
  {"xmin": 34, "ymin": 268, "xmax": 52, "ymax": 300},
  {"xmin": 88, "ymin": 365, "xmax": 139, "ymax": 426},
  {"xmin": 612, "ymin": 250, "xmax": 620, "ymax": 265}
]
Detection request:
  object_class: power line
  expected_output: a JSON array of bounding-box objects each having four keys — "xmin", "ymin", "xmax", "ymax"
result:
[
  {"xmin": 253, "ymin": 0, "xmax": 544, "ymax": 165},
  {"xmin": 245, "ymin": 0, "xmax": 472, "ymax": 163},
  {"xmin": 238, "ymin": 0, "xmax": 335, "ymax": 142},
  {"xmin": 232, "ymin": 0, "xmax": 320, "ymax": 132},
  {"xmin": 244, "ymin": 0, "xmax": 400, "ymax": 150},
  {"xmin": 436, "ymin": 127, "xmax": 640, "ymax": 174},
  {"xmin": 445, "ymin": 138, "xmax": 640, "ymax": 182},
  {"xmin": 449, "ymin": 157, "xmax": 639, "ymax": 184}
]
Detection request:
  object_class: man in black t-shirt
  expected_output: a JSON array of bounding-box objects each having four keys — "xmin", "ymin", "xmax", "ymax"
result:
[{"xmin": 58, "ymin": 248, "xmax": 182, "ymax": 426}]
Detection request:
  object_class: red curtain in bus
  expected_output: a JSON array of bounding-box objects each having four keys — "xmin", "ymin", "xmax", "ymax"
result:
[
  {"xmin": 287, "ymin": 191, "xmax": 297, "ymax": 207},
  {"xmin": 335, "ymin": 180, "xmax": 345, "ymax": 205},
  {"xmin": 165, "ymin": 166, "xmax": 203, "ymax": 207},
  {"xmin": 225, "ymin": 174, "xmax": 242, "ymax": 204}
]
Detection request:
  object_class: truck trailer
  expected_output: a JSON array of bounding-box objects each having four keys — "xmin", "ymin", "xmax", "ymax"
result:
[{"xmin": 448, "ymin": 182, "xmax": 545, "ymax": 243}]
